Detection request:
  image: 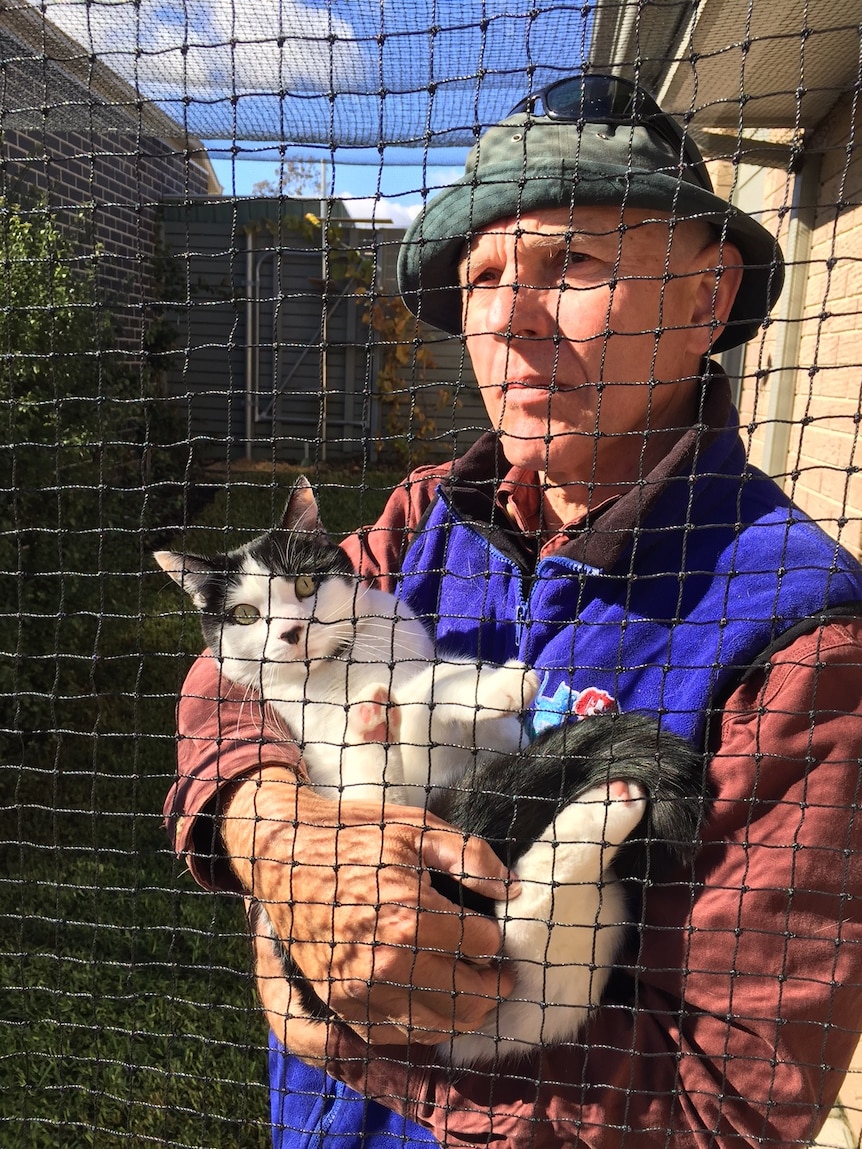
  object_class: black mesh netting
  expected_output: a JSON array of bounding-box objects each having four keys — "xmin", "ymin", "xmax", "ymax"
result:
[{"xmin": 1, "ymin": 1, "xmax": 861, "ymax": 1146}]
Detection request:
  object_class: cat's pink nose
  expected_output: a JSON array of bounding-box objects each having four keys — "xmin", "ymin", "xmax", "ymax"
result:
[{"xmin": 281, "ymin": 626, "xmax": 303, "ymax": 646}]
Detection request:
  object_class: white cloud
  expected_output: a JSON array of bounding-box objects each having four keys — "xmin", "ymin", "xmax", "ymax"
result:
[
  {"xmin": 39, "ymin": 0, "xmax": 373, "ymax": 97},
  {"xmin": 341, "ymin": 195, "xmax": 423, "ymax": 230}
]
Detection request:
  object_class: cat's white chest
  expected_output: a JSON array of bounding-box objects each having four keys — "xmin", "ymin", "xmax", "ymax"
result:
[{"xmin": 262, "ymin": 592, "xmax": 435, "ymax": 794}]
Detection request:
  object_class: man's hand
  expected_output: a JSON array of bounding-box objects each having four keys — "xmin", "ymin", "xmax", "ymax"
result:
[{"xmin": 222, "ymin": 767, "xmax": 518, "ymax": 1044}]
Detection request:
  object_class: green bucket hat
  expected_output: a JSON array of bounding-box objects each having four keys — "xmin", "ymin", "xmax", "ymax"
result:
[{"xmin": 398, "ymin": 102, "xmax": 784, "ymax": 352}]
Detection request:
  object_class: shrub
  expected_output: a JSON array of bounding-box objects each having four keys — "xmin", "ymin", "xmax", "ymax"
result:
[
  {"xmin": 0, "ymin": 199, "xmax": 175, "ymax": 743},
  {"xmin": 0, "ymin": 198, "xmax": 272, "ymax": 1146}
]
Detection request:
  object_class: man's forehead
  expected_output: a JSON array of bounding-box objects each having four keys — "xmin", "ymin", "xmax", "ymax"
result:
[{"xmin": 467, "ymin": 205, "xmax": 674, "ymax": 246}]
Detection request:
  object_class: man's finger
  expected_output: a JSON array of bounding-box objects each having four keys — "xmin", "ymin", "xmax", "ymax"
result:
[
  {"xmin": 338, "ymin": 956, "xmax": 514, "ymax": 1043},
  {"xmin": 418, "ymin": 828, "xmax": 521, "ymax": 900}
]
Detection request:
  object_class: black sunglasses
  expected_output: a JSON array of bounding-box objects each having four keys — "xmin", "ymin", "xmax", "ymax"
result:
[{"xmin": 509, "ymin": 73, "xmax": 711, "ymax": 191}]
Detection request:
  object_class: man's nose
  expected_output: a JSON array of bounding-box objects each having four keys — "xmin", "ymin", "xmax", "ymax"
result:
[{"xmin": 486, "ymin": 279, "xmax": 554, "ymax": 339}]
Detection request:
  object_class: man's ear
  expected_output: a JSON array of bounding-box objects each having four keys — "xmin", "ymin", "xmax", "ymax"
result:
[{"xmin": 685, "ymin": 240, "xmax": 744, "ymax": 357}]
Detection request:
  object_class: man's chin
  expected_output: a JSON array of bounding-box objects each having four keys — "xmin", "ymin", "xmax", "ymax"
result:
[{"xmin": 495, "ymin": 427, "xmax": 595, "ymax": 472}]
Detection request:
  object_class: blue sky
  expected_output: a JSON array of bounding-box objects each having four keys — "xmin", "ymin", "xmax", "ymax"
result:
[{"xmin": 37, "ymin": 0, "xmax": 592, "ymax": 223}]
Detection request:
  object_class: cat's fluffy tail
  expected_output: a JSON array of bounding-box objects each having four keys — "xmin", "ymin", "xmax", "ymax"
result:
[{"xmin": 431, "ymin": 711, "xmax": 707, "ymax": 913}]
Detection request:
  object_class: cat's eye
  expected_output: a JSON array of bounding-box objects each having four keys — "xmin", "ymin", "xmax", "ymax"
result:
[
  {"xmin": 230, "ymin": 603, "xmax": 260, "ymax": 625},
  {"xmin": 294, "ymin": 574, "xmax": 318, "ymax": 600}
]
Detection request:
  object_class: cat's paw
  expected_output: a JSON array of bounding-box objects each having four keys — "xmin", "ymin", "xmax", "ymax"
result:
[
  {"xmin": 573, "ymin": 780, "xmax": 648, "ymax": 846},
  {"xmin": 476, "ymin": 661, "xmax": 540, "ymax": 715},
  {"xmin": 347, "ymin": 686, "xmax": 401, "ymax": 744}
]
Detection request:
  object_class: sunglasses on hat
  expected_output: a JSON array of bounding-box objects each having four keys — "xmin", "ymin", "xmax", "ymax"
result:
[{"xmin": 508, "ymin": 73, "xmax": 711, "ymax": 191}]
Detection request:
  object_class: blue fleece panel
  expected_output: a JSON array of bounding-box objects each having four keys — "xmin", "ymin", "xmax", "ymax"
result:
[
  {"xmin": 397, "ymin": 428, "xmax": 862, "ymax": 747},
  {"xmin": 269, "ymin": 1032, "xmax": 436, "ymax": 1147}
]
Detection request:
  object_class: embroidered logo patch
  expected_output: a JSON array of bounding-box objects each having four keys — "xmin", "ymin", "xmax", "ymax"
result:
[{"xmin": 528, "ymin": 675, "xmax": 617, "ymax": 738}]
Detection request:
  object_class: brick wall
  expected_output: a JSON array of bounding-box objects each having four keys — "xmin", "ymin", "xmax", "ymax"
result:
[
  {"xmin": 0, "ymin": 13, "xmax": 213, "ymax": 355},
  {"xmin": 2, "ymin": 124, "xmax": 210, "ymax": 352},
  {"xmin": 787, "ymin": 93, "xmax": 862, "ymax": 561}
]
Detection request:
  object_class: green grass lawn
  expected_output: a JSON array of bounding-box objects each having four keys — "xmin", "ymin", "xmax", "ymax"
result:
[{"xmin": 0, "ymin": 466, "xmax": 404, "ymax": 1148}]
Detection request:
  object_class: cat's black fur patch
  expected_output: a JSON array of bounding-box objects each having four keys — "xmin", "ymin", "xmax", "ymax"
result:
[
  {"xmin": 429, "ymin": 712, "xmax": 706, "ymax": 915},
  {"xmin": 187, "ymin": 528, "xmax": 353, "ymax": 651}
]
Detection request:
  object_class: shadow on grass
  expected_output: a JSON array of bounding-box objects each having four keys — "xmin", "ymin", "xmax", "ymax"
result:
[{"xmin": 1, "ymin": 465, "xmax": 404, "ymax": 1148}]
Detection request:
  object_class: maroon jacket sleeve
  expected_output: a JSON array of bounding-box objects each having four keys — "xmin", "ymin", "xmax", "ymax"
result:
[
  {"xmin": 322, "ymin": 618, "xmax": 862, "ymax": 1148},
  {"xmin": 164, "ymin": 652, "xmax": 303, "ymax": 890},
  {"xmin": 163, "ymin": 466, "xmax": 448, "ymax": 887},
  {"xmin": 339, "ymin": 462, "xmax": 451, "ymax": 589}
]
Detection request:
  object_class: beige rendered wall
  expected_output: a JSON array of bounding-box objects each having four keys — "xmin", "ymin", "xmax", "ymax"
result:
[{"xmin": 731, "ymin": 93, "xmax": 862, "ymax": 562}]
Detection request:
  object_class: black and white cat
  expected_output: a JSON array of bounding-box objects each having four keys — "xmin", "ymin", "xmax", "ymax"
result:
[
  {"xmin": 157, "ymin": 477, "xmax": 706, "ymax": 1066},
  {"xmin": 155, "ymin": 476, "xmax": 539, "ymax": 807},
  {"xmin": 247, "ymin": 709, "xmax": 703, "ymax": 1068}
]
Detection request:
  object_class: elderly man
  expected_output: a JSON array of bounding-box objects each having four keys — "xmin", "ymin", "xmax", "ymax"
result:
[{"xmin": 166, "ymin": 74, "xmax": 862, "ymax": 1147}]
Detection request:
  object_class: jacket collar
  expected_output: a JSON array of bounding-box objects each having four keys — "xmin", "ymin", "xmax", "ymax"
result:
[{"xmin": 442, "ymin": 368, "xmax": 736, "ymax": 573}]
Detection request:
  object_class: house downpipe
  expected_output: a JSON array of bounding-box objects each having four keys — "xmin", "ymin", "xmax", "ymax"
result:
[
  {"xmin": 245, "ymin": 226, "xmax": 256, "ymax": 461},
  {"xmin": 760, "ymin": 152, "xmax": 820, "ymax": 483}
]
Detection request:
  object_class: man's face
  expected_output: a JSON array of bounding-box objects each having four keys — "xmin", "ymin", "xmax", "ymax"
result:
[{"xmin": 460, "ymin": 205, "xmax": 739, "ymax": 487}]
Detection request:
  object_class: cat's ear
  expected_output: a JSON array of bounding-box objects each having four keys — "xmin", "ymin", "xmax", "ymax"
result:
[
  {"xmin": 154, "ymin": 551, "xmax": 213, "ymax": 609},
  {"xmin": 281, "ymin": 475, "xmax": 329, "ymax": 540}
]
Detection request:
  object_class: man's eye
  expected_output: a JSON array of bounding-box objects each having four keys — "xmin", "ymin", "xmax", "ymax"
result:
[
  {"xmin": 554, "ymin": 249, "xmax": 591, "ymax": 274},
  {"xmin": 294, "ymin": 574, "xmax": 318, "ymax": 599},
  {"xmin": 464, "ymin": 266, "xmax": 501, "ymax": 288},
  {"xmin": 230, "ymin": 603, "xmax": 260, "ymax": 625}
]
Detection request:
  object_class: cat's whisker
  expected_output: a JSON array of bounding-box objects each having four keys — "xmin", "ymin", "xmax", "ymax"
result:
[
  {"xmin": 271, "ymin": 538, "xmax": 288, "ymax": 572},
  {"xmin": 229, "ymin": 687, "xmax": 266, "ymax": 741},
  {"xmin": 311, "ymin": 580, "xmax": 376, "ymax": 617}
]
